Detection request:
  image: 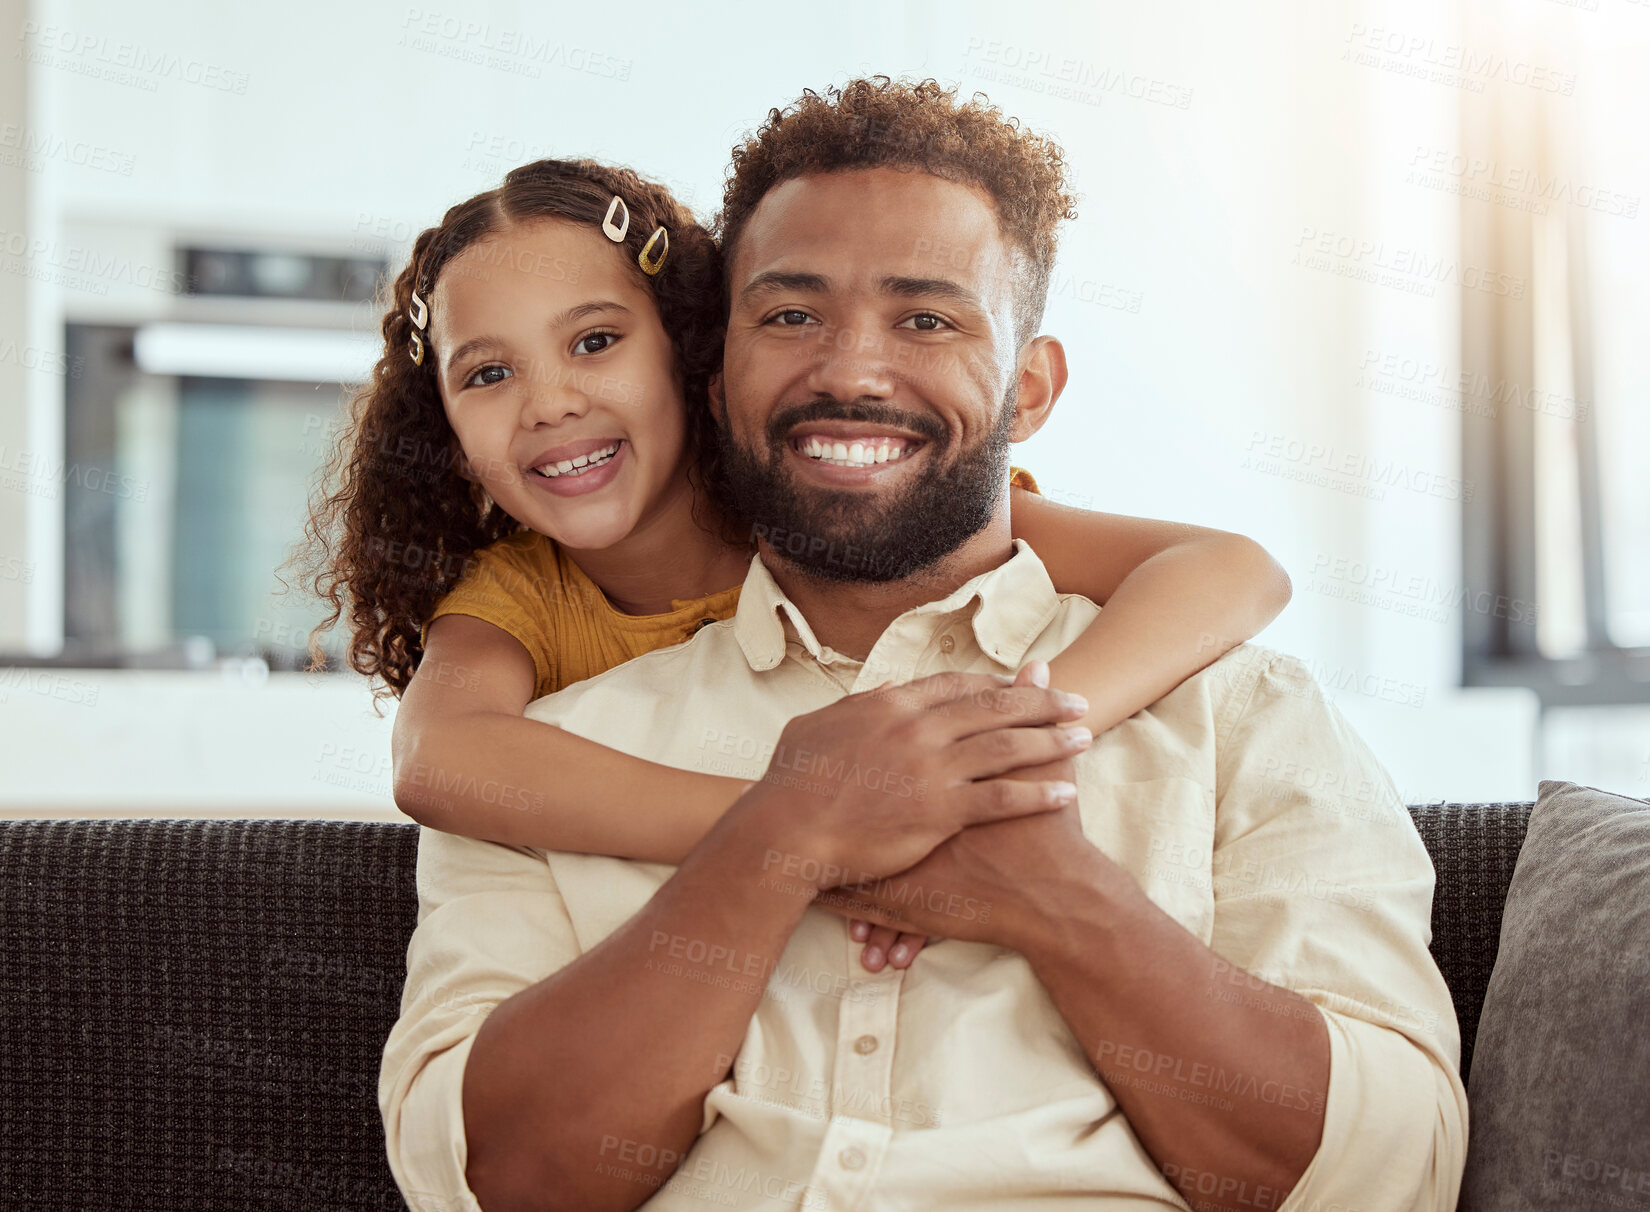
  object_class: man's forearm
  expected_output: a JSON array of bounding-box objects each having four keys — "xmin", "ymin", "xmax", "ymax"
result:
[
  {"xmin": 1016, "ymin": 845, "xmax": 1330, "ymax": 1209},
  {"xmin": 462, "ymin": 795, "xmax": 813, "ymax": 1212}
]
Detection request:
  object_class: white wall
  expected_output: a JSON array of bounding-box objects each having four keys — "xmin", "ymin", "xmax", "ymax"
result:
[{"xmin": 12, "ymin": 0, "xmax": 1620, "ymax": 812}]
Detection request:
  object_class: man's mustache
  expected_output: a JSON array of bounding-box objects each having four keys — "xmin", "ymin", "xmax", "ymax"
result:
[{"xmin": 763, "ymin": 397, "xmax": 947, "ymax": 448}]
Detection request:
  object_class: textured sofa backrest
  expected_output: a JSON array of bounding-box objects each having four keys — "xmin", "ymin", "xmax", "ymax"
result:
[{"xmin": 0, "ymin": 807, "xmax": 1532, "ymax": 1210}]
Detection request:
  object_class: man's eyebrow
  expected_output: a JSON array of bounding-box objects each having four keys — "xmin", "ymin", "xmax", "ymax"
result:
[
  {"xmin": 739, "ymin": 271, "xmax": 832, "ymax": 304},
  {"xmin": 879, "ymin": 276, "xmax": 985, "ymax": 312},
  {"xmin": 441, "ymin": 300, "xmax": 631, "ymax": 376},
  {"xmin": 738, "ymin": 271, "xmax": 986, "ymax": 314}
]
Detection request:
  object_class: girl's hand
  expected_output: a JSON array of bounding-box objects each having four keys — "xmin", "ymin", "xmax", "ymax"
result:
[
  {"xmin": 842, "ymin": 661, "xmax": 1054, "ymax": 971},
  {"xmin": 850, "ymin": 918, "xmax": 939, "ymax": 971},
  {"xmin": 843, "ymin": 660, "xmax": 1053, "ymax": 970}
]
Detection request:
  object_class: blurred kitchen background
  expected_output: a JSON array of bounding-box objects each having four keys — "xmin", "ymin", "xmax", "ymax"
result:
[{"xmin": 1, "ymin": 0, "xmax": 1646, "ymax": 817}]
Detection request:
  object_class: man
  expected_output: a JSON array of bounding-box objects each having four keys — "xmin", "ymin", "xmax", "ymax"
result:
[{"xmin": 381, "ymin": 78, "xmax": 1466, "ymax": 1212}]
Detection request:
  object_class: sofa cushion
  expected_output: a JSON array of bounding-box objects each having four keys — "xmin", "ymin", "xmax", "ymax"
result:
[
  {"xmin": 0, "ymin": 818, "xmax": 418, "ymax": 1211},
  {"xmin": 1460, "ymin": 780, "xmax": 1650, "ymax": 1211}
]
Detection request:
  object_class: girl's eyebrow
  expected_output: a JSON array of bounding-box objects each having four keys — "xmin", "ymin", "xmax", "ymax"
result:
[
  {"xmin": 444, "ymin": 335, "xmax": 502, "ymax": 374},
  {"xmin": 546, "ymin": 299, "xmax": 632, "ymax": 330},
  {"xmin": 441, "ymin": 301, "xmax": 634, "ymax": 376}
]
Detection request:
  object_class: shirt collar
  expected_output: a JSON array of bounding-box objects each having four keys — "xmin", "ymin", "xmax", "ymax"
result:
[{"xmin": 732, "ymin": 538, "xmax": 1064, "ymax": 674}]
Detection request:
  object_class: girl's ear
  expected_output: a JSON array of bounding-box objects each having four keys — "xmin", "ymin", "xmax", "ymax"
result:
[
  {"xmin": 708, "ymin": 372, "xmax": 726, "ymax": 426},
  {"xmin": 451, "ymin": 442, "xmax": 479, "ymax": 483}
]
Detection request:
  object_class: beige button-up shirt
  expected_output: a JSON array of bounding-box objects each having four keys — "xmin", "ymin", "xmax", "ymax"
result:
[{"xmin": 380, "ymin": 538, "xmax": 1467, "ymax": 1211}]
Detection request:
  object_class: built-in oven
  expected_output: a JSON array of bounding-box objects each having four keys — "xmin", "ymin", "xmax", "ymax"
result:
[{"xmin": 60, "ymin": 241, "xmax": 388, "ymax": 672}]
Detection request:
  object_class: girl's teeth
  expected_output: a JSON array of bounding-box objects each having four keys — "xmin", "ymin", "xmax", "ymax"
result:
[{"xmin": 538, "ymin": 443, "xmax": 620, "ymax": 478}]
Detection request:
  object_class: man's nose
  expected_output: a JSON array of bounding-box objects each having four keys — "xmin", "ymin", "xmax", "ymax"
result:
[
  {"xmin": 804, "ymin": 321, "xmax": 898, "ymax": 402},
  {"xmin": 517, "ymin": 356, "xmax": 591, "ymax": 428}
]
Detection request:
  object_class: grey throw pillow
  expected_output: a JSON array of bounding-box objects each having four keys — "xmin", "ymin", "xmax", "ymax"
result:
[{"xmin": 1460, "ymin": 780, "xmax": 1650, "ymax": 1211}]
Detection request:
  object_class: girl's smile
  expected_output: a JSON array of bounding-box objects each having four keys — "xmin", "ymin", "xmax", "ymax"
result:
[{"xmin": 525, "ymin": 437, "xmax": 630, "ymax": 497}]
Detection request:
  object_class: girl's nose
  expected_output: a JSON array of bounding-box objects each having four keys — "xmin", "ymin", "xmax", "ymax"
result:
[{"xmin": 517, "ymin": 357, "xmax": 592, "ymax": 428}]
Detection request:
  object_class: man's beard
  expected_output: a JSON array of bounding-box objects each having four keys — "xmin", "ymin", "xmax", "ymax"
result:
[{"xmin": 711, "ymin": 388, "xmax": 1019, "ymax": 585}]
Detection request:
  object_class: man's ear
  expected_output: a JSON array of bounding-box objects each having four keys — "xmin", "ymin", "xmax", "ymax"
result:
[{"xmin": 1009, "ymin": 336, "xmax": 1068, "ymax": 442}]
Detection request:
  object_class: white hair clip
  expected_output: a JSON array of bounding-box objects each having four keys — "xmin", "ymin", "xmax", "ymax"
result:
[{"xmin": 602, "ymin": 195, "xmax": 630, "ymax": 242}]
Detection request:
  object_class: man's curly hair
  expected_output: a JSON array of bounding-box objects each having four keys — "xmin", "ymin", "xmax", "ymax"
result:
[
  {"xmin": 716, "ymin": 76, "xmax": 1079, "ymax": 350},
  {"xmin": 287, "ymin": 158, "xmax": 735, "ymax": 704}
]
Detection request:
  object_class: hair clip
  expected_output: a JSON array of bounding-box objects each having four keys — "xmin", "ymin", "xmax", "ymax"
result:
[
  {"xmin": 406, "ymin": 285, "xmax": 429, "ymax": 365},
  {"xmin": 638, "ymin": 226, "xmax": 669, "ymax": 276},
  {"xmin": 602, "ymin": 195, "xmax": 630, "ymax": 242}
]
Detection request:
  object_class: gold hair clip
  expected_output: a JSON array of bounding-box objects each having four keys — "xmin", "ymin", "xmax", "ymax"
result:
[
  {"xmin": 602, "ymin": 195, "xmax": 630, "ymax": 242},
  {"xmin": 638, "ymin": 225, "xmax": 669, "ymax": 276}
]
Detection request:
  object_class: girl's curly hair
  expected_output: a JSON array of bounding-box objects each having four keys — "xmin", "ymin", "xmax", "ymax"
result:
[{"xmin": 288, "ymin": 158, "xmax": 735, "ymax": 704}]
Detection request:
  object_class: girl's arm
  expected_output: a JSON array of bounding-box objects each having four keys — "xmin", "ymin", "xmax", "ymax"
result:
[
  {"xmin": 1009, "ymin": 485, "xmax": 1292, "ymax": 735},
  {"xmin": 391, "ymin": 613, "xmax": 751, "ymax": 864},
  {"xmin": 394, "ymin": 614, "xmax": 935, "ymax": 973}
]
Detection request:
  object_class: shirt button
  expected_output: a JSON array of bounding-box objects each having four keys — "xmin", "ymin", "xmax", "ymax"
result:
[
  {"xmin": 854, "ymin": 1034, "xmax": 879, "ymax": 1055},
  {"xmin": 940, "ymin": 633, "xmax": 955, "ymax": 653},
  {"xmin": 838, "ymin": 1146, "xmax": 866, "ymax": 1170}
]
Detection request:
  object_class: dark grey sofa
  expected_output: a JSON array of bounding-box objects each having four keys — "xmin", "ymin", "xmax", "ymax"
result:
[{"xmin": 0, "ymin": 804, "xmax": 1535, "ymax": 1211}]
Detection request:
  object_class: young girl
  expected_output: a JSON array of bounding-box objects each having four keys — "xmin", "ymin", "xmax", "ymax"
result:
[{"xmin": 297, "ymin": 158, "xmax": 1291, "ymax": 973}]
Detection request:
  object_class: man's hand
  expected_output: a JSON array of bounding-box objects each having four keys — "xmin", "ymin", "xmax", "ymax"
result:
[
  {"xmin": 812, "ymin": 660, "xmax": 1094, "ymax": 952},
  {"xmin": 739, "ymin": 666, "xmax": 1092, "ymax": 898}
]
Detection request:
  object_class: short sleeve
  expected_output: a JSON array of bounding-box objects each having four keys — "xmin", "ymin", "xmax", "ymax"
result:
[
  {"xmin": 421, "ymin": 537, "xmax": 558, "ymax": 694},
  {"xmin": 1009, "ymin": 465, "xmax": 1041, "ymax": 495}
]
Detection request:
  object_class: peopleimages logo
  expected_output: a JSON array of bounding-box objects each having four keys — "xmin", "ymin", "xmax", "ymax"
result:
[
  {"xmin": 961, "ymin": 36, "xmax": 1195, "ymax": 109},
  {"xmin": 1405, "ymin": 146, "xmax": 1639, "ymax": 219},
  {"xmin": 0, "ymin": 444, "xmax": 149, "ymax": 502},
  {"xmin": 0, "ymin": 228, "xmax": 192, "ymax": 294},
  {"xmin": 1341, "ymin": 23, "xmax": 1578, "ymax": 96},
  {"xmin": 1242, "ymin": 430, "xmax": 1473, "ymax": 504},
  {"xmin": 17, "ymin": 21, "xmax": 252, "ymax": 94},
  {"xmin": 1293, "ymin": 225, "xmax": 1525, "ymax": 299}
]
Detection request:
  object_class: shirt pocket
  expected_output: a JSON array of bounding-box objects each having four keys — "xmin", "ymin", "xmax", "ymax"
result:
[{"xmin": 1076, "ymin": 775, "xmax": 1217, "ymax": 944}]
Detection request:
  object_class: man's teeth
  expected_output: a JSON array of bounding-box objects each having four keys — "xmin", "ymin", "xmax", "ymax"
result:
[
  {"xmin": 535, "ymin": 441, "xmax": 621, "ymax": 478},
  {"xmin": 797, "ymin": 436, "xmax": 915, "ymax": 468}
]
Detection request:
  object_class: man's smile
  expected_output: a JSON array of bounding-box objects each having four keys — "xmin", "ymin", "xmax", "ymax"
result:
[{"xmin": 782, "ymin": 419, "xmax": 932, "ymax": 484}]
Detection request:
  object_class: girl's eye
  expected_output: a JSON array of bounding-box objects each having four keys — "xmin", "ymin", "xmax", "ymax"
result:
[
  {"xmin": 465, "ymin": 364, "xmax": 513, "ymax": 388},
  {"xmin": 575, "ymin": 331, "xmax": 618, "ymax": 355},
  {"xmin": 900, "ymin": 313, "xmax": 951, "ymax": 332},
  {"xmin": 769, "ymin": 309, "xmax": 815, "ymax": 327}
]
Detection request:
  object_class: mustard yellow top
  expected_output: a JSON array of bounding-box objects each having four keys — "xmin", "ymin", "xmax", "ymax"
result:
[{"xmin": 424, "ymin": 465, "xmax": 1042, "ymax": 700}]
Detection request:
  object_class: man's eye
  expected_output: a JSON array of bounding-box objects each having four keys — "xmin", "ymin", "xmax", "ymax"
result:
[
  {"xmin": 575, "ymin": 332, "xmax": 618, "ymax": 355},
  {"xmin": 466, "ymin": 364, "xmax": 513, "ymax": 388},
  {"xmin": 900, "ymin": 313, "xmax": 951, "ymax": 331},
  {"xmin": 770, "ymin": 310, "xmax": 815, "ymax": 327}
]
